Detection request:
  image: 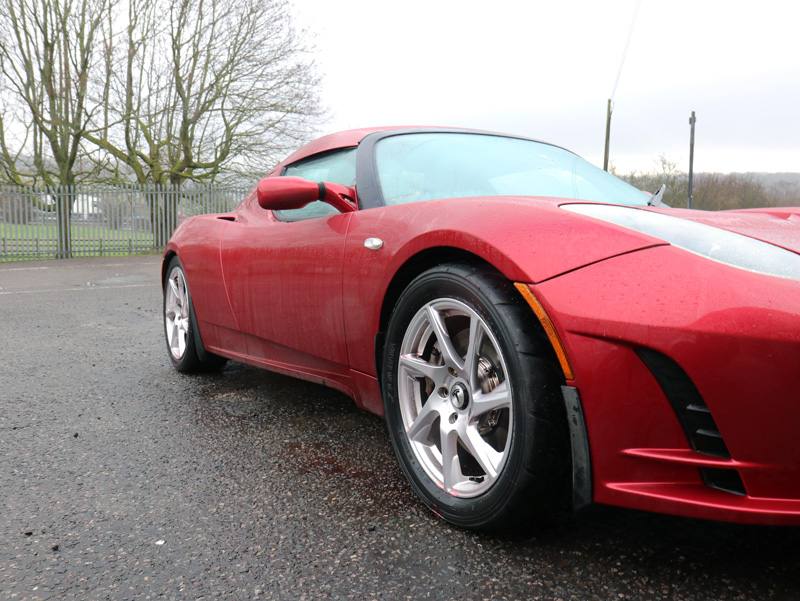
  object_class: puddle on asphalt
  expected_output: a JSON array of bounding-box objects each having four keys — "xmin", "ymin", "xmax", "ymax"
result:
[{"xmin": 93, "ymin": 273, "xmax": 151, "ymax": 286}]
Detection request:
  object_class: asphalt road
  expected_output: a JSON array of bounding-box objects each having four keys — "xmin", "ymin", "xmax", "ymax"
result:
[{"xmin": 1, "ymin": 255, "xmax": 799, "ymax": 601}]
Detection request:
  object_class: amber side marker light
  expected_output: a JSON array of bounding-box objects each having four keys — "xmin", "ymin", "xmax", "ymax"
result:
[{"xmin": 514, "ymin": 283, "xmax": 574, "ymax": 381}]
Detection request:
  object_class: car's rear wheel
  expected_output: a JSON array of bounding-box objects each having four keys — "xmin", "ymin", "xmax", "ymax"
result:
[
  {"xmin": 163, "ymin": 256, "xmax": 226, "ymax": 373},
  {"xmin": 382, "ymin": 263, "xmax": 568, "ymax": 531}
]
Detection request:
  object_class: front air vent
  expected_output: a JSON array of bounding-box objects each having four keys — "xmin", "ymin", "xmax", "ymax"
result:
[
  {"xmin": 635, "ymin": 348, "xmax": 731, "ymax": 458},
  {"xmin": 635, "ymin": 348, "xmax": 747, "ymax": 496},
  {"xmin": 699, "ymin": 468, "xmax": 747, "ymax": 496}
]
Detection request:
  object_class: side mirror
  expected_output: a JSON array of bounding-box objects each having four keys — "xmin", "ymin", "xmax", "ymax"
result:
[{"xmin": 257, "ymin": 176, "xmax": 357, "ymax": 213}]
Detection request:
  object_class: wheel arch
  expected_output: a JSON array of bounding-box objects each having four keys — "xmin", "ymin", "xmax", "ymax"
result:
[
  {"xmin": 375, "ymin": 246, "xmax": 496, "ymax": 376},
  {"xmin": 161, "ymin": 249, "xmax": 177, "ymax": 291},
  {"xmin": 375, "ymin": 245, "xmax": 571, "ymax": 381},
  {"xmin": 374, "ymin": 247, "xmax": 592, "ymax": 514}
]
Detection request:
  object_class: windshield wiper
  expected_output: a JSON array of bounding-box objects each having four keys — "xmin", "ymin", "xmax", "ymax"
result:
[{"xmin": 648, "ymin": 184, "xmax": 666, "ymax": 207}]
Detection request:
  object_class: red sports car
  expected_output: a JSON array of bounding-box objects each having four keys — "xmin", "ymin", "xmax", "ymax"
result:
[{"xmin": 163, "ymin": 127, "xmax": 800, "ymax": 530}]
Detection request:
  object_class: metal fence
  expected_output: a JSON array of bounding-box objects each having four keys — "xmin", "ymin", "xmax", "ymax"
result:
[{"xmin": 0, "ymin": 184, "xmax": 249, "ymax": 262}]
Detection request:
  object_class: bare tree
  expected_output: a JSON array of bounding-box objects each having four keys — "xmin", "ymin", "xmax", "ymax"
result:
[
  {"xmin": 0, "ymin": 89, "xmax": 30, "ymax": 186},
  {"xmin": 1, "ymin": 0, "xmax": 321, "ymax": 248},
  {"xmin": 79, "ymin": 0, "xmax": 322, "ymax": 242},
  {"xmin": 770, "ymin": 180, "xmax": 800, "ymax": 206},
  {"xmin": 0, "ymin": 0, "xmax": 112, "ymax": 256},
  {"xmin": 0, "ymin": 0, "xmax": 113, "ymax": 185},
  {"xmin": 86, "ymin": 0, "xmax": 322, "ymax": 186},
  {"xmin": 692, "ymin": 173, "xmax": 770, "ymax": 211},
  {"xmin": 617, "ymin": 154, "xmax": 689, "ymax": 207}
]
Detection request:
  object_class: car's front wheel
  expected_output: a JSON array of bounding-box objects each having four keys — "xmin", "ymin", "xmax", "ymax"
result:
[
  {"xmin": 163, "ymin": 256, "xmax": 226, "ymax": 373},
  {"xmin": 382, "ymin": 263, "xmax": 568, "ymax": 530}
]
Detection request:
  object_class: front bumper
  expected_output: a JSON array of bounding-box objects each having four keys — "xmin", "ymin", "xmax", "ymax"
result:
[{"xmin": 531, "ymin": 244, "xmax": 800, "ymax": 525}]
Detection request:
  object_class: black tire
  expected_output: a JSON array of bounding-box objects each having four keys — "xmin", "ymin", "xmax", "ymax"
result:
[
  {"xmin": 381, "ymin": 263, "xmax": 568, "ymax": 531},
  {"xmin": 163, "ymin": 256, "xmax": 227, "ymax": 373}
]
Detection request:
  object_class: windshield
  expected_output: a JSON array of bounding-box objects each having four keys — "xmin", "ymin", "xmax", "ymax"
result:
[{"xmin": 374, "ymin": 132, "xmax": 649, "ymax": 207}]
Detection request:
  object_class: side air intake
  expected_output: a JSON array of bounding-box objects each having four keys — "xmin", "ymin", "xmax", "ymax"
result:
[{"xmin": 635, "ymin": 348, "xmax": 746, "ymax": 496}]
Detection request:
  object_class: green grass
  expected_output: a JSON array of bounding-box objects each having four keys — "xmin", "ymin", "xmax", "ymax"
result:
[
  {"xmin": 1, "ymin": 220, "xmax": 162, "ymax": 261},
  {"xmin": 1, "ymin": 221, "xmax": 155, "ymax": 240}
]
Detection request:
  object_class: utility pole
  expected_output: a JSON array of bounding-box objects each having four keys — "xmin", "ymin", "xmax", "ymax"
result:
[
  {"xmin": 688, "ymin": 111, "xmax": 696, "ymax": 209},
  {"xmin": 603, "ymin": 99, "xmax": 612, "ymax": 171}
]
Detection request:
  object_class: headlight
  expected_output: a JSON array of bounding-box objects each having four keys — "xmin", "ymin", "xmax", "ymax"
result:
[{"xmin": 563, "ymin": 203, "xmax": 800, "ymax": 281}]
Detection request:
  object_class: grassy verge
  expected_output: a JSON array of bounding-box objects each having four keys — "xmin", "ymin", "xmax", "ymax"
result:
[{"xmin": 1, "ymin": 221, "xmax": 161, "ymax": 262}]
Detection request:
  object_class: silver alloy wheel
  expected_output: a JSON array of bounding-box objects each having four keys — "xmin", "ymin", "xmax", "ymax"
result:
[
  {"xmin": 164, "ymin": 265, "xmax": 191, "ymax": 360},
  {"xmin": 397, "ymin": 298, "xmax": 513, "ymax": 498}
]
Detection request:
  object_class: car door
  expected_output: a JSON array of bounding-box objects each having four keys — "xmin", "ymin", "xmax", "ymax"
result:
[{"xmin": 219, "ymin": 148, "xmax": 357, "ymax": 380}]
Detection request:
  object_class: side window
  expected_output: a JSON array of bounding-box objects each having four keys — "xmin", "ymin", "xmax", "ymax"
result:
[{"xmin": 275, "ymin": 147, "xmax": 357, "ymax": 221}]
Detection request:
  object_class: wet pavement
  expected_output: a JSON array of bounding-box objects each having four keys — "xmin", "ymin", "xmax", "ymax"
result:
[{"xmin": 1, "ymin": 256, "xmax": 799, "ymax": 600}]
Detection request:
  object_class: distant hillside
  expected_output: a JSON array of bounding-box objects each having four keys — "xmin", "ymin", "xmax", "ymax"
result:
[
  {"xmin": 742, "ymin": 173, "xmax": 800, "ymax": 187},
  {"xmin": 695, "ymin": 173, "xmax": 800, "ymax": 186},
  {"xmin": 619, "ymin": 170, "xmax": 800, "ymax": 210}
]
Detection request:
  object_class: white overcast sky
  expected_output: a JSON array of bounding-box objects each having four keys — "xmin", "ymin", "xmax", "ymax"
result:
[{"xmin": 291, "ymin": 0, "xmax": 800, "ymax": 174}]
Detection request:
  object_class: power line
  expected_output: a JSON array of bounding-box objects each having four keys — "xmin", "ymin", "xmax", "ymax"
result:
[
  {"xmin": 604, "ymin": 0, "xmax": 643, "ymax": 171},
  {"xmin": 611, "ymin": 0, "xmax": 643, "ymax": 103}
]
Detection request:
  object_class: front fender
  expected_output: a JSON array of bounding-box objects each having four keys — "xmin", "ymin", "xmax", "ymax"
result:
[{"xmin": 341, "ymin": 197, "xmax": 662, "ymax": 377}]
